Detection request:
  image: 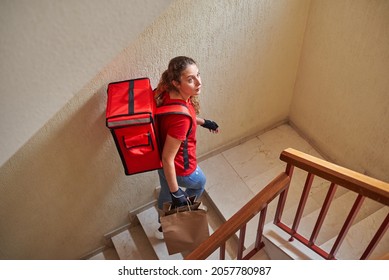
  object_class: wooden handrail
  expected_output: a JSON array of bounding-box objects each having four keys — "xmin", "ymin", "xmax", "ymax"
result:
[
  {"xmin": 280, "ymin": 148, "xmax": 389, "ymax": 206},
  {"xmin": 277, "ymin": 148, "xmax": 389, "ymax": 259},
  {"xmin": 185, "ymin": 148, "xmax": 388, "ymax": 260},
  {"xmin": 184, "ymin": 172, "xmax": 290, "ymax": 260}
]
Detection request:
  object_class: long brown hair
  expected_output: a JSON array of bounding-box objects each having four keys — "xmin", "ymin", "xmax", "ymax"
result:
[{"xmin": 154, "ymin": 56, "xmax": 200, "ymax": 114}]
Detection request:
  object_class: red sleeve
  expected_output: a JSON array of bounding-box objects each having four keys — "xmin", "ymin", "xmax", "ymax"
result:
[{"xmin": 165, "ymin": 114, "xmax": 191, "ymax": 141}]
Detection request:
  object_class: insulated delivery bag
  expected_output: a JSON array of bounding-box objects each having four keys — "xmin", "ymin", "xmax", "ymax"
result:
[{"xmin": 105, "ymin": 77, "xmax": 191, "ymax": 175}]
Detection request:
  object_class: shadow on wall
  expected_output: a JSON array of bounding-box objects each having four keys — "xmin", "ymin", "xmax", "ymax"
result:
[{"xmin": 0, "ymin": 86, "xmax": 142, "ymax": 259}]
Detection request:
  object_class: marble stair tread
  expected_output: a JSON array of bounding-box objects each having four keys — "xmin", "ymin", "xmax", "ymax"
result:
[
  {"xmin": 111, "ymin": 229, "xmax": 142, "ymax": 260},
  {"xmin": 88, "ymin": 252, "xmax": 106, "ymax": 260},
  {"xmin": 241, "ymin": 243, "xmax": 270, "ymax": 260},
  {"xmin": 263, "ymin": 223, "xmax": 325, "ymax": 260},
  {"xmin": 261, "ymin": 203, "xmax": 388, "ymax": 260},
  {"xmin": 321, "ymin": 206, "xmax": 389, "ymax": 260},
  {"xmin": 87, "ymin": 247, "xmax": 120, "ymax": 260}
]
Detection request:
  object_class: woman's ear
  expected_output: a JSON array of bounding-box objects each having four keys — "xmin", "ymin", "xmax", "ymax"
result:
[{"xmin": 172, "ymin": 80, "xmax": 180, "ymax": 89}]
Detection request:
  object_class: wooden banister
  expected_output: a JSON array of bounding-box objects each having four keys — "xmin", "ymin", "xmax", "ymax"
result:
[
  {"xmin": 185, "ymin": 148, "xmax": 388, "ymax": 260},
  {"xmin": 184, "ymin": 172, "xmax": 290, "ymax": 260},
  {"xmin": 280, "ymin": 148, "xmax": 389, "ymax": 205},
  {"xmin": 277, "ymin": 148, "xmax": 389, "ymax": 259}
]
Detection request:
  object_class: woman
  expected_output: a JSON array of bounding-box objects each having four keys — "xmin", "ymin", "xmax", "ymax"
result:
[{"xmin": 154, "ymin": 56, "xmax": 219, "ymax": 237}]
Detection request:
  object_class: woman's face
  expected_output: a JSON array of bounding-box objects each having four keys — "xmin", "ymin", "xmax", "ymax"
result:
[{"xmin": 175, "ymin": 64, "xmax": 201, "ymax": 98}]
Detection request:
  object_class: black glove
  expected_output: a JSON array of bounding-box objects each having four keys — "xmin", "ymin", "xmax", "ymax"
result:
[
  {"xmin": 201, "ymin": 119, "xmax": 219, "ymax": 131},
  {"xmin": 170, "ymin": 188, "xmax": 189, "ymax": 208}
]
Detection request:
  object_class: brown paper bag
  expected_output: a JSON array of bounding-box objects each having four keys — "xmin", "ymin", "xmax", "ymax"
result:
[{"xmin": 160, "ymin": 201, "xmax": 209, "ymax": 255}]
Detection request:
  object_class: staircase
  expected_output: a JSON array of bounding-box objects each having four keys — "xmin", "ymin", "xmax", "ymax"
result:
[
  {"xmin": 85, "ymin": 124, "xmax": 388, "ymax": 260},
  {"xmin": 86, "ymin": 192, "xmax": 242, "ymax": 260}
]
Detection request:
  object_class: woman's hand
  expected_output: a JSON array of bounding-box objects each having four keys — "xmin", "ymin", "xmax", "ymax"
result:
[
  {"xmin": 170, "ymin": 188, "xmax": 190, "ymax": 208},
  {"xmin": 201, "ymin": 119, "xmax": 219, "ymax": 133}
]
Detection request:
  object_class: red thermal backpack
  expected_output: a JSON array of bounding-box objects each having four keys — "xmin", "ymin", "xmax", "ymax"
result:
[{"xmin": 105, "ymin": 77, "xmax": 192, "ymax": 175}]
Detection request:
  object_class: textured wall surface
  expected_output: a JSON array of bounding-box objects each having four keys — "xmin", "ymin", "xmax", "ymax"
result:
[
  {"xmin": 0, "ymin": 0, "xmax": 173, "ymax": 167},
  {"xmin": 290, "ymin": 0, "xmax": 389, "ymax": 182},
  {"xmin": 0, "ymin": 0, "xmax": 310, "ymax": 259},
  {"xmin": 128, "ymin": 0, "xmax": 311, "ymax": 156}
]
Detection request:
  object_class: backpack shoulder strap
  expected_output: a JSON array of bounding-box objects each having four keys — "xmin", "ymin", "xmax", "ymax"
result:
[
  {"xmin": 155, "ymin": 103, "xmax": 193, "ymax": 170},
  {"xmin": 155, "ymin": 103, "xmax": 191, "ymax": 119},
  {"xmin": 155, "ymin": 103, "xmax": 193, "ymax": 132}
]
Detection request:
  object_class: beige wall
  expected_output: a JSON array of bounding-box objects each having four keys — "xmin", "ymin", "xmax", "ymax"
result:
[
  {"xmin": 290, "ymin": 0, "xmax": 389, "ymax": 182},
  {"xmin": 0, "ymin": 0, "xmax": 173, "ymax": 167},
  {"xmin": 0, "ymin": 0, "xmax": 310, "ymax": 259}
]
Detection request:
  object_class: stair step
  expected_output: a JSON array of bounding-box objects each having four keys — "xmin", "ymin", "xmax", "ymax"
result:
[
  {"xmin": 252, "ymin": 189, "xmax": 383, "ymax": 258},
  {"xmin": 88, "ymin": 252, "xmax": 106, "ymax": 260},
  {"xmin": 111, "ymin": 229, "xmax": 143, "ymax": 260},
  {"xmin": 260, "ymin": 205, "xmax": 389, "ymax": 260},
  {"xmin": 242, "ymin": 243, "xmax": 270, "ymax": 260},
  {"xmin": 296, "ymin": 191, "xmax": 383, "ymax": 246},
  {"xmin": 87, "ymin": 247, "xmax": 120, "ymax": 260},
  {"xmin": 263, "ymin": 223, "xmax": 325, "ymax": 259},
  {"xmin": 321, "ymin": 206, "xmax": 389, "ymax": 259}
]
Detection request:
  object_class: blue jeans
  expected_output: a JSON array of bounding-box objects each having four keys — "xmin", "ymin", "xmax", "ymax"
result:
[{"xmin": 157, "ymin": 165, "xmax": 206, "ymax": 210}]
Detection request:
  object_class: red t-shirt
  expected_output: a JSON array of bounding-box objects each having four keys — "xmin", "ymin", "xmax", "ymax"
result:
[{"xmin": 158, "ymin": 96, "xmax": 197, "ymax": 176}]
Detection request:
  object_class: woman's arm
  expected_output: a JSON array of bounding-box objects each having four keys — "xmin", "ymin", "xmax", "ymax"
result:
[
  {"xmin": 161, "ymin": 134, "xmax": 182, "ymax": 193},
  {"xmin": 197, "ymin": 117, "xmax": 219, "ymax": 133},
  {"xmin": 196, "ymin": 117, "xmax": 205, "ymax": 126}
]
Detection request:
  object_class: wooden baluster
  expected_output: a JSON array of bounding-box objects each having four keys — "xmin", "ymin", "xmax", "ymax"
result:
[
  {"xmin": 274, "ymin": 164, "xmax": 294, "ymax": 224},
  {"xmin": 290, "ymin": 172, "xmax": 315, "ymax": 241},
  {"xmin": 219, "ymin": 243, "xmax": 226, "ymax": 260},
  {"xmin": 329, "ymin": 194, "xmax": 365, "ymax": 259},
  {"xmin": 360, "ymin": 212, "xmax": 389, "ymax": 260},
  {"xmin": 237, "ymin": 224, "xmax": 246, "ymax": 260},
  {"xmin": 309, "ymin": 183, "xmax": 337, "ymax": 246}
]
